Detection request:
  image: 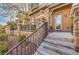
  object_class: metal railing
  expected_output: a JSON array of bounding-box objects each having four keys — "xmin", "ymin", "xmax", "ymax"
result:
[{"xmin": 5, "ymin": 22, "xmax": 48, "ymax": 55}]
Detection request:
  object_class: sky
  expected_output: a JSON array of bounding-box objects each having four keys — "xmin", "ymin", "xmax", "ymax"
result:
[
  {"xmin": 0, "ymin": 4, "xmax": 28, "ymax": 25},
  {"xmin": 0, "ymin": 17, "xmax": 10, "ymax": 25},
  {"xmin": 0, "ymin": 7, "xmax": 10, "ymax": 25}
]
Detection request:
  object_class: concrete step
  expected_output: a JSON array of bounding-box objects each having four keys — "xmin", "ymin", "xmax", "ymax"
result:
[
  {"xmin": 34, "ymin": 51, "xmax": 44, "ymax": 55},
  {"xmin": 48, "ymin": 32, "xmax": 73, "ymax": 39},
  {"xmin": 46, "ymin": 36, "xmax": 73, "ymax": 42},
  {"xmin": 44, "ymin": 38, "xmax": 74, "ymax": 49},
  {"xmin": 35, "ymin": 46, "xmax": 59, "ymax": 55},
  {"xmin": 41, "ymin": 42, "xmax": 79, "ymax": 55}
]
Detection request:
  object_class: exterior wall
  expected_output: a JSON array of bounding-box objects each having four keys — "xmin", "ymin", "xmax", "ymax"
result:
[
  {"xmin": 29, "ymin": 9, "xmax": 49, "ymax": 28},
  {"xmin": 13, "ymin": 30, "xmax": 33, "ymax": 36},
  {"xmin": 28, "ymin": 3, "xmax": 73, "ymax": 32},
  {"xmin": 51, "ymin": 4, "xmax": 73, "ymax": 31},
  {"xmin": 28, "ymin": 4, "xmax": 50, "ymax": 29},
  {"xmin": 28, "ymin": 3, "xmax": 48, "ymax": 12},
  {"xmin": 73, "ymin": 4, "xmax": 79, "ymax": 52},
  {"xmin": 16, "ymin": 18, "xmax": 31, "ymax": 25},
  {"xmin": 14, "ymin": 15, "xmax": 32, "ymax": 35}
]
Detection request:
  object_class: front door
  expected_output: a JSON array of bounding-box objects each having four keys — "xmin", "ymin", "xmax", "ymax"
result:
[{"xmin": 55, "ymin": 15, "xmax": 62, "ymax": 31}]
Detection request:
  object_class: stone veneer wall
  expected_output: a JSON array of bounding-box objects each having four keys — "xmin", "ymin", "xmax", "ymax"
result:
[
  {"xmin": 73, "ymin": 4, "xmax": 79, "ymax": 52},
  {"xmin": 29, "ymin": 7, "xmax": 49, "ymax": 29}
]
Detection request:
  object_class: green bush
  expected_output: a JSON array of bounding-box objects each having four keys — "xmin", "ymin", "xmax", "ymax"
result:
[
  {"xmin": 16, "ymin": 35, "xmax": 26, "ymax": 42},
  {"xmin": 0, "ymin": 33, "xmax": 8, "ymax": 41},
  {"xmin": 0, "ymin": 41, "xmax": 9, "ymax": 54},
  {"xmin": 0, "ymin": 30, "xmax": 8, "ymax": 41},
  {"xmin": 0, "ymin": 30, "xmax": 5, "ymax": 34}
]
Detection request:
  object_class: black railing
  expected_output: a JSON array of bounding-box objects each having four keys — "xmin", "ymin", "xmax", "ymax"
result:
[{"xmin": 5, "ymin": 22, "xmax": 48, "ymax": 55}]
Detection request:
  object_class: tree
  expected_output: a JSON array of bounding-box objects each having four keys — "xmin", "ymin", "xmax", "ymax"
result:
[
  {"xmin": 7, "ymin": 21, "xmax": 13, "ymax": 27},
  {"xmin": 0, "ymin": 3, "xmax": 28, "ymax": 36},
  {"xmin": 6, "ymin": 21, "xmax": 14, "ymax": 34},
  {"xmin": 0, "ymin": 3, "xmax": 28, "ymax": 20},
  {"xmin": 16, "ymin": 10, "xmax": 30, "ymax": 36}
]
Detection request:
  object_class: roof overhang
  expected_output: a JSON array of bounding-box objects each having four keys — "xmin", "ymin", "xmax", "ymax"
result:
[
  {"xmin": 28, "ymin": 4, "xmax": 48, "ymax": 16},
  {"xmin": 49, "ymin": 3, "xmax": 72, "ymax": 14}
]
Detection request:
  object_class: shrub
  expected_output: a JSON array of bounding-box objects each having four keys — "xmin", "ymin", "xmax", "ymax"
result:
[
  {"xmin": 0, "ymin": 30, "xmax": 8, "ymax": 41},
  {"xmin": 0, "ymin": 33, "xmax": 8, "ymax": 41},
  {"xmin": 16, "ymin": 34, "xmax": 26, "ymax": 42},
  {"xmin": 0, "ymin": 41, "xmax": 9, "ymax": 54},
  {"xmin": 0, "ymin": 30, "xmax": 5, "ymax": 34}
]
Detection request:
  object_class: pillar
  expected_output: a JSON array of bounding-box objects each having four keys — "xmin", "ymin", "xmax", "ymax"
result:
[{"xmin": 73, "ymin": 4, "xmax": 79, "ymax": 52}]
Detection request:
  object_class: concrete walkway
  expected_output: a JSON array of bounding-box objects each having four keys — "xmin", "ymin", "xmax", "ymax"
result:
[{"xmin": 34, "ymin": 32, "xmax": 79, "ymax": 55}]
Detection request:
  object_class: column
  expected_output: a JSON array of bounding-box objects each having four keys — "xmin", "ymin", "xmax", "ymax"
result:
[{"xmin": 73, "ymin": 4, "xmax": 79, "ymax": 52}]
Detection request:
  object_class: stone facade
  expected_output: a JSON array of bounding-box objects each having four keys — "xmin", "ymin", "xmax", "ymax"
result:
[
  {"xmin": 28, "ymin": 3, "xmax": 50, "ymax": 29},
  {"xmin": 28, "ymin": 3, "xmax": 73, "ymax": 31},
  {"xmin": 12, "ymin": 3, "xmax": 73, "ymax": 36},
  {"xmin": 73, "ymin": 4, "xmax": 79, "ymax": 52}
]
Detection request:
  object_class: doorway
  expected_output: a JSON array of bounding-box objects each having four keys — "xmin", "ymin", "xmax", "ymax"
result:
[{"xmin": 55, "ymin": 15, "xmax": 62, "ymax": 31}]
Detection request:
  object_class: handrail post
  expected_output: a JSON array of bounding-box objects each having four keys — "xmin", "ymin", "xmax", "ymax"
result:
[{"xmin": 46, "ymin": 22, "xmax": 48, "ymax": 37}]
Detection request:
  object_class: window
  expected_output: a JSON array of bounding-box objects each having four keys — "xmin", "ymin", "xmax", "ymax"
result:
[
  {"xmin": 22, "ymin": 24, "xmax": 36, "ymax": 32},
  {"xmin": 32, "ymin": 17, "xmax": 36, "ymax": 25},
  {"xmin": 31, "ymin": 3, "xmax": 39, "ymax": 10}
]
